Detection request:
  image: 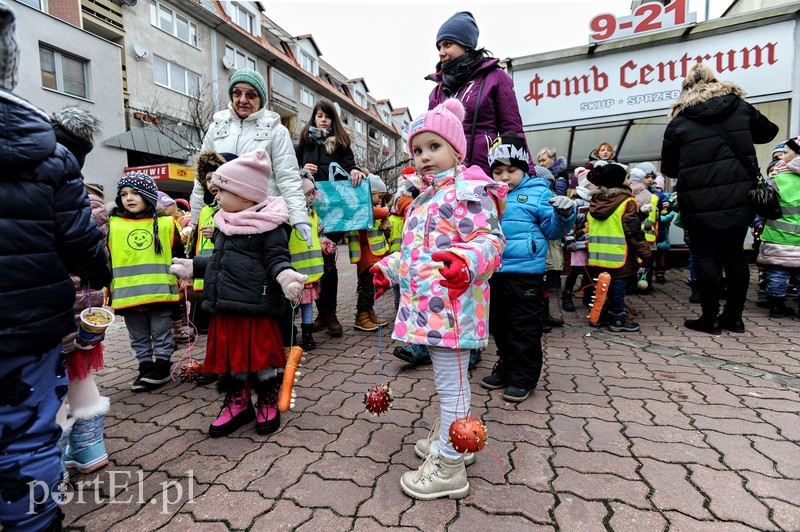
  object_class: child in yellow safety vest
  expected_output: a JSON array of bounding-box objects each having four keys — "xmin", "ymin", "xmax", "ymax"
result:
[
  {"xmin": 586, "ymin": 162, "xmax": 651, "ymax": 332},
  {"xmin": 346, "ymin": 173, "xmax": 390, "ymax": 332},
  {"xmin": 108, "ymin": 172, "xmax": 184, "ymax": 392},
  {"xmin": 386, "ymin": 176, "xmax": 417, "ymax": 310},
  {"xmin": 289, "ymin": 176, "xmax": 329, "ymax": 351}
]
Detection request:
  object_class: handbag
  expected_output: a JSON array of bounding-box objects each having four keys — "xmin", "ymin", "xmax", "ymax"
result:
[
  {"xmin": 314, "ymin": 162, "xmax": 374, "ymax": 233},
  {"xmin": 710, "ymin": 123, "xmax": 781, "ymax": 219}
]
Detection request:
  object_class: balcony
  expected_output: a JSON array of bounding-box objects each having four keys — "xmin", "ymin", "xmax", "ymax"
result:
[{"xmin": 81, "ymin": 0, "xmax": 124, "ymax": 35}]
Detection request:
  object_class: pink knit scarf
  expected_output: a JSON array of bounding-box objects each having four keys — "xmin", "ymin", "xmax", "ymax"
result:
[{"xmin": 214, "ymin": 197, "xmax": 289, "ymax": 235}]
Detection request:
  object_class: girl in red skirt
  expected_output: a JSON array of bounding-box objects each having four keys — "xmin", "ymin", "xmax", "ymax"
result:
[{"xmin": 171, "ymin": 150, "xmax": 306, "ymax": 437}]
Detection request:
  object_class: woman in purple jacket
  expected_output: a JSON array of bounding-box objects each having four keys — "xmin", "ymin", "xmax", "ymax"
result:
[{"xmin": 426, "ymin": 11, "xmax": 528, "ymax": 176}]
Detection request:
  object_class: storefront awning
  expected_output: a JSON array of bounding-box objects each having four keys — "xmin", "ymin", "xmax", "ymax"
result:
[{"xmin": 104, "ymin": 129, "xmax": 189, "ymax": 159}]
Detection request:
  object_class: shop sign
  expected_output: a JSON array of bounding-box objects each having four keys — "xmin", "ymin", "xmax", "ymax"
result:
[
  {"xmin": 124, "ymin": 163, "xmax": 196, "ymax": 182},
  {"xmin": 514, "ymin": 21, "xmax": 794, "ymax": 127}
]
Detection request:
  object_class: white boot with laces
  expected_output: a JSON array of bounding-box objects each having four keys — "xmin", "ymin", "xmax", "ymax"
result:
[{"xmin": 400, "ymin": 454, "xmax": 469, "ymax": 500}]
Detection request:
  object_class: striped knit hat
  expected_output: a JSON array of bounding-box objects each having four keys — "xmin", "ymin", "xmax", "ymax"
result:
[{"xmin": 0, "ymin": 0, "xmax": 19, "ymax": 91}]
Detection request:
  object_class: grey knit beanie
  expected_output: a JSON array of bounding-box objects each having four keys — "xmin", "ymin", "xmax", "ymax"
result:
[{"xmin": 0, "ymin": 0, "xmax": 19, "ymax": 91}]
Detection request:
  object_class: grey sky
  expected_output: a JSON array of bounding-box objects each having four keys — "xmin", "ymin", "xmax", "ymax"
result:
[{"xmin": 263, "ymin": 0, "xmax": 730, "ymax": 119}]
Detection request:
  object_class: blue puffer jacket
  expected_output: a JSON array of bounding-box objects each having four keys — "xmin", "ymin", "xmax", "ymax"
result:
[
  {"xmin": 499, "ymin": 175, "xmax": 576, "ymax": 274},
  {"xmin": 0, "ymin": 89, "xmax": 109, "ymax": 356}
]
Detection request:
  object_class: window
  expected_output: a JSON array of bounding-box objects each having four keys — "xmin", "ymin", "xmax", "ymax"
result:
[
  {"xmin": 354, "ymin": 91, "xmax": 367, "ymax": 108},
  {"xmin": 271, "ymin": 69, "xmax": 293, "ymax": 96},
  {"xmin": 18, "ymin": 0, "xmax": 42, "ymax": 9},
  {"xmin": 355, "ymin": 118, "xmax": 365, "ymax": 135},
  {"xmin": 300, "ymin": 87, "xmax": 315, "ymax": 108},
  {"xmin": 341, "ymin": 113, "xmax": 349, "ymax": 126},
  {"xmin": 39, "ymin": 45, "xmax": 89, "ymax": 99},
  {"xmin": 298, "ymin": 49, "xmax": 317, "ymax": 75},
  {"xmin": 382, "ymin": 135, "xmax": 389, "ymax": 148},
  {"xmin": 382, "ymin": 111, "xmax": 390, "ymax": 124},
  {"xmin": 150, "ymin": 0, "xmax": 198, "ymax": 46},
  {"xmin": 225, "ymin": 45, "xmax": 256, "ymax": 71},
  {"xmin": 227, "ymin": 2, "xmax": 254, "ymax": 34},
  {"xmin": 154, "ymin": 56, "xmax": 200, "ymax": 97},
  {"xmin": 354, "ymin": 144, "xmax": 366, "ymax": 161}
]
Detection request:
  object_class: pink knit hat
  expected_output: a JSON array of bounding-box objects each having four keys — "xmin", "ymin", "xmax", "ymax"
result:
[
  {"xmin": 211, "ymin": 149, "xmax": 271, "ymax": 203},
  {"xmin": 407, "ymin": 99, "xmax": 467, "ymax": 162}
]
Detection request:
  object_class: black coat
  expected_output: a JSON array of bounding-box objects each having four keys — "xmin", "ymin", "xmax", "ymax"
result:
[
  {"xmin": 197, "ymin": 225, "xmax": 293, "ymax": 317},
  {"xmin": 294, "ymin": 140, "xmax": 358, "ymax": 182},
  {"xmin": 661, "ymin": 82, "xmax": 778, "ymax": 232},
  {"xmin": 0, "ymin": 89, "xmax": 109, "ymax": 356}
]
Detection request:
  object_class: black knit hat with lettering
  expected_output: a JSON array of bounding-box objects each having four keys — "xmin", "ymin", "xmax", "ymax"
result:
[{"xmin": 488, "ymin": 132, "xmax": 530, "ymax": 174}]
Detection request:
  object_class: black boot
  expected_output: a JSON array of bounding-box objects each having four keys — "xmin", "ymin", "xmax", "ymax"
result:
[
  {"xmin": 655, "ymin": 269, "xmax": 666, "ymax": 284},
  {"xmin": 688, "ymin": 280, "xmax": 702, "ymax": 304},
  {"xmin": 684, "ymin": 314, "xmax": 721, "ymax": 335},
  {"xmin": 769, "ymin": 296, "xmax": 795, "ymax": 317},
  {"xmin": 300, "ymin": 323, "xmax": 316, "ymax": 351},
  {"xmin": 608, "ymin": 311, "xmax": 640, "ymax": 332},
  {"xmin": 561, "ymin": 290, "xmax": 576, "ymax": 312},
  {"xmin": 544, "ymin": 297, "xmax": 564, "ymax": 327}
]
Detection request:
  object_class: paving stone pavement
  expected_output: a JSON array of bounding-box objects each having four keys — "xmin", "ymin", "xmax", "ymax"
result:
[{"xmin": 63, "ymin": 253, "xmax": 800, "ymax": 531}]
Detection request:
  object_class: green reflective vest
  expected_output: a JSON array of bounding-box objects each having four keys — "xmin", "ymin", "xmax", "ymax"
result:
[
  {"xmin": 346, "ymin": 220, "xmax": 389, "ymax": 263},
  {"xmin": 289, "ymin": 211, "xmax": 324, "ymax": 283},
  {"xmin": 761, "ymin": 171, "xmax": 800, "ymax": 246},
  {"xmin": 387, "ymin": 214, "xmax": 405, "ymax": 253},
  {"xmin": 643, "ymin": 194, "xmax": 658, "ymax": 243},
  {"xmin": 588, "ymin": 198, "xmax": 635, "ymax": 269},
  {"xmin": 109, "ymin": 216, "xmax": 179, "ymax": 310},
  {"xmin": 193, "ymin": 205, "xmax": 218, "ymax": 292}
]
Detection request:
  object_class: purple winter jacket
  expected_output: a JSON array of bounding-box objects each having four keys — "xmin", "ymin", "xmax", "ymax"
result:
[{"xmin": 427, "ymin": 58, "xmax": 528, "ymax": 175}]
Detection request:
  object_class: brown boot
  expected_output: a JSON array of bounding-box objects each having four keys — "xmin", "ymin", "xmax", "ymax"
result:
[
  {"xmin": 312, "ymin": 313, "xmax": 330, "ymax": 333},
  {"xmin": 354, "ymin": 311, "xmax": 379, "ymax": 332},
  {"xmin": 327, "ymin": 313, "xmax": 343, "ymax": 337},
  {"xmin": 368, "ymin": 308, "xmax": 389, "ymax": 327}
]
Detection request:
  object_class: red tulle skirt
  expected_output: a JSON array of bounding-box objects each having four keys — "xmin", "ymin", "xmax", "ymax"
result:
[
  {"xmin": 203, "ymin": 314, "xmax": 286, "ymax": 374},
  {"xmin": 65, "ymin": 344, "xmax": 104, "ymax": 380}
]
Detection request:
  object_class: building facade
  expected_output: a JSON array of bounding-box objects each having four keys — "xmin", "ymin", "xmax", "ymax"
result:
[{"xmin": 14, "ymin": 0, "xmax": 409, "ymax": 198}]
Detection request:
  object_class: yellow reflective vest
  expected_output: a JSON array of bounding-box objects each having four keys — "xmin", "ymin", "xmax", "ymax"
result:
[
  {"xmin": 643, "ymin": 194, "xmax": 658, "ymax": 244},
  {"xmin": 346, "ymin": 220, "xmax": 389, "ymax": 263},
  {"xmin": 289, "ymin": 211, "xmax": 324, "ymax": 283},
  {"xmin": 762, "ymin": 171, "xmax": 800, "ymax": 246},
  {"xmin": 588, "ymin": 198, "xmax": 635, "ymax": 269},
  {"xmin": 109, "ymin": 216, "xmax": 179, "ymax": 310},
  {"xmin": 387, "ymin": 214, "xmax": 405, "ymax": 253},
  {"xmin": 193, "ymin": 205, "xmax": 218, "ymax": 292}
]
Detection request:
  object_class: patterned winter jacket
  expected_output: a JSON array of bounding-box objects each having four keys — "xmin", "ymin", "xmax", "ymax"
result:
[{"xmin": 374, "ymin": 165, "xmax": 507, "ymax": 350}]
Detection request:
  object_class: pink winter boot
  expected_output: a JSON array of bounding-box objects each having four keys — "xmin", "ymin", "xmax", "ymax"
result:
[
  {"xmin": 253, "ymin": 379, "xmax": 280, "ymax": 435},
  {"xmin": 209, "ymin": 387, "xmax": 255, "ymax": 437}
]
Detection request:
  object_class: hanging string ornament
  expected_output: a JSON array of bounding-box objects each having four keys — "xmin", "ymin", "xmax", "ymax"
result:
[
  {"xmin": 363, "ymin": 295, "xmax": 394, "ymax": 416},
  {"xmin": 178, "ymin": 360, "xmax": 203, "ymax": 383},
  {"xmin": 449, "ymin": 416, "xmax": 488, "ymax": 453},
  {"xmin": 172, "ymin": 284, "xmax": 201, "ymax": 383}
]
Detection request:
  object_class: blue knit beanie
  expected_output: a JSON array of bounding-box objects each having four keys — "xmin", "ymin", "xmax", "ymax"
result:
[
  {"xmin": 228, "ymin": 68, "xmax": 267, "ymax": 107},
  {"xmin": 436, "ymin": 11, "xmax": 479, "ymax": 50}
]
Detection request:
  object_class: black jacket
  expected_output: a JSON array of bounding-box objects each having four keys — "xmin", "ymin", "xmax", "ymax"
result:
[
  {"xmin": 661, "ymin": 81, "xmax": 778, "ymax": 232},
  {"xmin": 196, "ymin": 226, "xmax": 293, "ymax": 317},
  {"xmin": 294, "ymin": 139, "xmax": 358, "ymax": 182},
  {"xmin": 0, "ymin": 89, "xmax": 109, "ymax": 356}
]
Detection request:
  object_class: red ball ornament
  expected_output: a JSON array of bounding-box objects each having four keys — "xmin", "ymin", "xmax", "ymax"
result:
[
  {"xmin": 178, "ymin": 361, "xmax": 203, "ymax": 383},
  {"xmin": 363, "ymin": 384, "xmax": 393, "ymax": 416},
  {"xmin": 449, "ymin": 416, "xmax": 487, "ymax": 453}
]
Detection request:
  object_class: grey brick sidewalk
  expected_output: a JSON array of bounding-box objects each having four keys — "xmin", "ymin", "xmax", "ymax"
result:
[{"xmin": 64, "ymin": 254, "xmax": 800, "ymax": 530}]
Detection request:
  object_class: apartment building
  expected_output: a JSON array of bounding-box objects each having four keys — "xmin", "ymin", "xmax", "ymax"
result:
[{"xmin": 14, "ymin": 0, "xmax": 409, "ymax": 197}]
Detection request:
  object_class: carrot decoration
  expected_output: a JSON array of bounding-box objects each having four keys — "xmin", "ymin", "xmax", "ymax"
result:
[
  {"xmin": 278, "ymin": 346, "xmax": 303, "ymax": 413},
  {"xmin": 588, "ymin": 272, "xmax": 611, "ymax": 325}
]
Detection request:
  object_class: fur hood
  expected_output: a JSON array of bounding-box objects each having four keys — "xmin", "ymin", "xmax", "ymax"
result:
[
  {"xmin": 668, "ymin": 81, "xmax": 746, "ymax": 119},
  {"xmin": 195, "ymin": 150, "xmax": 226, "ymax": 186}
]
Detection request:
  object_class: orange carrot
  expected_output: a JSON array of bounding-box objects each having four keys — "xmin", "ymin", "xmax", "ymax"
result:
[
  {"xmin": 278, "ymin": 346, "xmax": 303, "ymax": 413},
  {"xmin": 589, "ymin": 272, "xmax": 611, "ymax": 325}
]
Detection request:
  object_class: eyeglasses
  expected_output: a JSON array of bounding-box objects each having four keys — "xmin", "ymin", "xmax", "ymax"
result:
[{"xmin": 232, "ymin": 89, "xmax": 259, "ymax": 100}]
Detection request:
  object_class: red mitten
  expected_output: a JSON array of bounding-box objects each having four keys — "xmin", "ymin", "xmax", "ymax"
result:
[
  {"xmin": 431, "ymin": 251, "xmax": 470, "ymax": 299},
  {"xmin": 371, "ymin": 264, "xmax": 391, "ymax": 300}
]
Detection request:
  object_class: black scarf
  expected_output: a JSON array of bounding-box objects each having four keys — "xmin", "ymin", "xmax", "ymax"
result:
[{"xmin": 440, "ymin": 53, "xmax": 484, "ymax": 96}]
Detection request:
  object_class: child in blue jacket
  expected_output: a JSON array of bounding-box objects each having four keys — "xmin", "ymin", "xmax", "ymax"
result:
[{"xmin": 480, "ymin": 133, "xmax": 576, "ymax": 402}]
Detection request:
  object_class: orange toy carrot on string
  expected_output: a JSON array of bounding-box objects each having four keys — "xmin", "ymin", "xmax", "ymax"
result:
[
  {"xmin": 588, "ymin": 272, "xmax": 611, "ymax": 325},
  {"xmin": 278, "ymin": 346, "xmax": 303, "ymax": 413}
]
